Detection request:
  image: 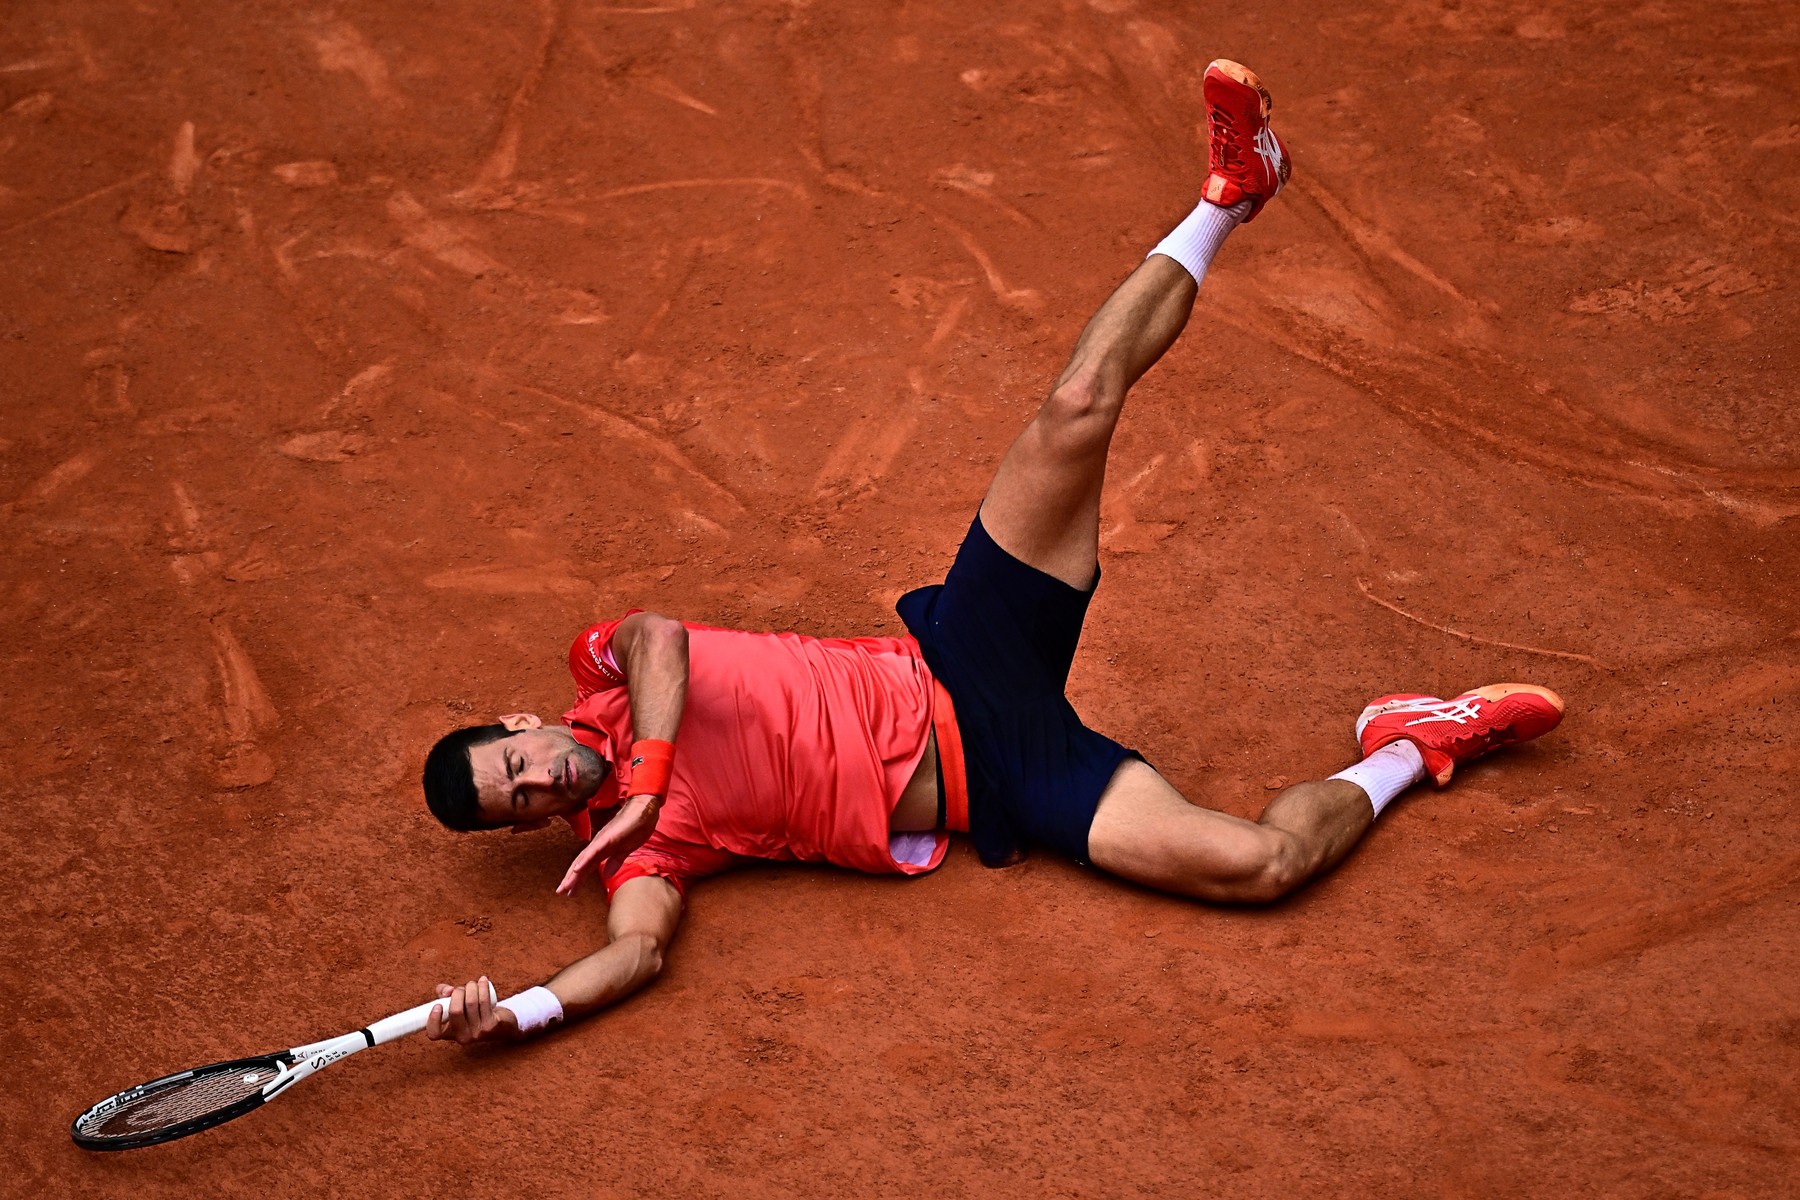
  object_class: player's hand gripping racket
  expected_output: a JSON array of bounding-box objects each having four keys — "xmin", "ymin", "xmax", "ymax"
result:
[{"xmin": 70, "ymin": 982, "xmax": 496, "ymax": 1151}]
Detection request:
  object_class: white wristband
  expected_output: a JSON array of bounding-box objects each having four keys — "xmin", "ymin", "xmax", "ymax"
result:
[{"xmin": 499, "ymin": 985, "xmax": 564, "ymax": 1034}]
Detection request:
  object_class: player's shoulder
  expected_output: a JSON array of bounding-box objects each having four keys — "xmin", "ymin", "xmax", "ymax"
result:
[{"xmin": 568, "ymin": 609, "xmax": 645, "ymax": 690}]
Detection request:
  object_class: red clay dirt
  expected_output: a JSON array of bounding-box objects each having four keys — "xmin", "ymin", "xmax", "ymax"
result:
[{"xmin": 4, "ymin": 1, "xmax": 1798, "ymax": 1196}]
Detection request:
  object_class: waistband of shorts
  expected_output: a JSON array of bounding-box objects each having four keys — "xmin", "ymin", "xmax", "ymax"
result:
[{"xmin": 931, "ymin": 678, "xmax": 970, "ymax": 834}]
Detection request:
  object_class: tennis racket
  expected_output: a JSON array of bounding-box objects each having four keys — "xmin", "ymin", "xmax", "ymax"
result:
[{"xmin": 70, "ymin": 982, "xmax": 497, "ymax": 1151}]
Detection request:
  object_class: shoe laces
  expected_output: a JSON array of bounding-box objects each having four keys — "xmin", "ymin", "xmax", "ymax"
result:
[
  {"xmin": 1208, "ymin": 106, "xmax": 1246, "ymax": 173},
  {"xmin": 1397, "ymin": 697, "xmax": 1485, "ymax": 728}
]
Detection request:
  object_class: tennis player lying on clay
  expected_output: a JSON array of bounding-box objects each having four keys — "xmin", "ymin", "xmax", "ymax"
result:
[{"xmin": 418, "ymin": 61, "xmax": 1565, "ymax": 1045}]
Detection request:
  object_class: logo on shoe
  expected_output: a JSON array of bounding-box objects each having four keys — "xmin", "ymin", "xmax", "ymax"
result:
[{"xmin": 1253, "ymin": 127, "xmax": 1285, "ymax": 185}]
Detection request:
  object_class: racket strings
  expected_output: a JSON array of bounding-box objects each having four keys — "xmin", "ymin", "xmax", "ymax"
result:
[{"xmin": 78, "ymin": 1064, "xmax": 279, "ymax": 1140}]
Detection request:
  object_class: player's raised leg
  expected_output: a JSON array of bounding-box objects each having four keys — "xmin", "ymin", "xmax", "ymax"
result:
[
  {"xmin": 978, "ymin": 59, "xmax": 1289, "ymax": 589},
  {"xmin": 1089, "ymin": 685, "xmax": 1566, "ymax": 901}
]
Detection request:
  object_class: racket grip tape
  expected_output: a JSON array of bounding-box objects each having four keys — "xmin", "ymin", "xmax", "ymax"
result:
[{"xmin": 365, "ymin": 980, "xmax": 501, "ymax": 1046}]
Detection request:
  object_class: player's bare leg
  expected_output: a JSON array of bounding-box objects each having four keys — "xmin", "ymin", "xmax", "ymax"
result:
[
  {"xmin": 1090, "ymin": 687, "xmax": 1565, "ymax": 901},
  {"xmin": 978, "ymin": 254, "xmax": 1199, "ymax": 589},
  {"xmin": 1089, "ymin": 764, "xmax": 1373, "ymax": 903},
  {"xmin": 976, "ymin": 59, "xmax": 1357, "ymax": 899},
  {"xmin": 983, "ymin": 61, "xmax": 1563, "ymax": 901},
  {"xmin": 978, "ymin": 60, "xmax": 1288, "ymax": 589}
]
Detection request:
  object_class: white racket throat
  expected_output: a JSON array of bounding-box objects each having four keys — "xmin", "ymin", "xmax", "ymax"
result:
[{"xmin": 273, "ymin": 980, "xmax": 501, "ymax": 1099}]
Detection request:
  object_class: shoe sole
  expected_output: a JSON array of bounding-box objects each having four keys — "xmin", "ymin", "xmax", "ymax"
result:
[
  {"xmin": 1203, "ymin": 59, "xmax": 1284, "ymax": 218},
  {"xmin": 1207, "ymin": 58, "xmax": 1272, "ymax": 119}
]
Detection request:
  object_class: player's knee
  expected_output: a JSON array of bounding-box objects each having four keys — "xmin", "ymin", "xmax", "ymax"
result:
[
  {"xmin": 1040, "ymin": 374, "xmax": 1120, "ymax": 440},
  {"xmin": 1236, "ymin": 836, "xmax": 1306, "ymax": 904},
  {"xmin": 618, "ymin": 931, "xmax": 667, "ymax": 978}
]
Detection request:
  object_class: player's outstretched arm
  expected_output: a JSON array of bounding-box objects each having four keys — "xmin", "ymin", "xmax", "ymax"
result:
[
  {"xmin": 426, "ymin": 874, "xmax": 684, "ymax": 1046},
  {"xmin": 546, "ymin": 874, "xmax": 683, "ymax": 1019}
]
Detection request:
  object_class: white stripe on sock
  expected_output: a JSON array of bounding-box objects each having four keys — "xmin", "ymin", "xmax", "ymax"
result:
[
  {"xmin": 1148, "ymin": 199, "xmax": 1250, "ymax": 286},
  {"xmin": 1330, "ymin": 740, "xmax": 1427, "ymax": 818}
]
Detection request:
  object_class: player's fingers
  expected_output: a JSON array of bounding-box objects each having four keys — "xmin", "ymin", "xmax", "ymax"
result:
[
  {"xmin": 577, "ymin": 835, "xmax": 611, "ymax": 869},
  {"xmin": 557, "ymin": 840, "xmax": 606, "ymax": 895},
  {"xmin": 436, "ymin": 983, "xmax": 454, "ymax": 998},
  {"xmin": 449, "ymin": 981, "xmax": 468, "ymax": 1040},
  {"xmin": 578, "ymin": 823, "xmax": 633, "ymax": 869},
  {"xmin": 429, "ymin": 995, "xmax": 456, "ymax": 1041},
  {"xmin": 476, "ymin": 976, "xmax": 494, "ymax": 1031},
  {"xmin": 461, "ymin": 980, "xmax": 482, "ymax": 1039},
  {"xmin": 465, "ymin": 979, "xmax": 488, "ymax": 1039},
  {"xmin": 583, "ymin": 813, "xmax": 623, "ymax": 853}
]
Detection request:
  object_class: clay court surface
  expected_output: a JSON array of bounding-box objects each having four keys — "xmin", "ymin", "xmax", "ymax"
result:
[{"xmin": 4, "ymin": 0, "xmax": 1798, "ymax": 1194}]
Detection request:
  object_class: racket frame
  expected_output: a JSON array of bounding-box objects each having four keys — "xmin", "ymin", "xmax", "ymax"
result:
[{"xmin": 71, "ymin": 985, "xmax": 496, "ymax": 1151}]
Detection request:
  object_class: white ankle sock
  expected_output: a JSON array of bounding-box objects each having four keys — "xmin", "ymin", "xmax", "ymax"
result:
[
  {"xmin": 1148, "ymin": 199, "xmax": 1250, "ymax": 286},
  {"xmin": 1330, "ymin": 740, "xmax": 1426, "ymax": 818}
]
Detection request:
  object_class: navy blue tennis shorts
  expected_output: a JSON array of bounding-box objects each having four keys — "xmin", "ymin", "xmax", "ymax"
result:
[{"xmin": 896, "ymin": 512, "xmax": 1140, "ymax": 868}]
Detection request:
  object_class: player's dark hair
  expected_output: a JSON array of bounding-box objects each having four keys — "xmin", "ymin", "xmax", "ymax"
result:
[{"xmin": 422, "ymin": 724, "xmax": 513, "ymax": 832}]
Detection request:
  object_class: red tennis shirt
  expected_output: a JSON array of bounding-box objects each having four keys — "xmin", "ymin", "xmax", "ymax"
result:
[{"xmin": 560, "ymin": 614, "xmax": 951, "ymax": 897}]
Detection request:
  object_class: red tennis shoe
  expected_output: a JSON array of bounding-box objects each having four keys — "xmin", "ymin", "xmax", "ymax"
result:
[
  {"xmin": 1202, "ymin": 59, "xmax": 1291, "ymax": 222},
  {"xmin": 1355, "ymin": 685, "xmax": 1565, "ymax": 787}
]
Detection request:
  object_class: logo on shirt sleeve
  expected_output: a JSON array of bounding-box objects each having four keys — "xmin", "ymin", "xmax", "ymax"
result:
[{"xmin": 587, "ymin": 629, "xmax": 626, "ymax": 686}]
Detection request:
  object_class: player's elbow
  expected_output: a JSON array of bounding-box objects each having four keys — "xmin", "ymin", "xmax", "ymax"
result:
[{"xmin": 637, "ymin": 612, "xmax": 689, "ymax": 662}]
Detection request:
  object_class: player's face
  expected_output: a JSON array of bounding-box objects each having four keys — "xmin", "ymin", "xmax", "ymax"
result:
[{"xmin": 467, "ymin": 714, "xmax": 610, "ymax": 828}]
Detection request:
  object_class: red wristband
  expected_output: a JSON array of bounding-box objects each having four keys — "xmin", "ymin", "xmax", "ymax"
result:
[{"xmin": 628, "ymin": 738, "xmax": 675, "ymax": 798}]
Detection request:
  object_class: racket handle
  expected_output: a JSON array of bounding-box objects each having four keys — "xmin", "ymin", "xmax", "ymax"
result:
[{"xmin": 366, "ymin": 980, "xmax": 501, "ymax": 1046}]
